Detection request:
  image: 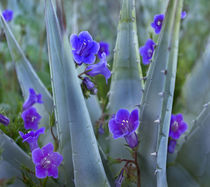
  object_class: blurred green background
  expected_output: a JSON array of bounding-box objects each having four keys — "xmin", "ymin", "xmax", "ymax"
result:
[{"xmin": 0, "ymin": 0, "xmax": 210, "ymax": 134}]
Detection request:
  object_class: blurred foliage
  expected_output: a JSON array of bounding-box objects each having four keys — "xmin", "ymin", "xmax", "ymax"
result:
[{"xmin": 0, "ymin": 0, "xmax": 210, "ymax": 137}]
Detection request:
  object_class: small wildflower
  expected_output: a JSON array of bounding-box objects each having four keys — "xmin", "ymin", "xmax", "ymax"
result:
[
  {"xmin": 32, "ymin": 143, "xmax": 63, "ymax": 179},
  {"xmin": 0, "ymin": 113, "xmax": 10, "ymax": 126},
  {"xmin": 23, "ymin": 88, "xmax": 43, "ymax": 111},
  {"xmin": 2, "ymin": 9, "xmax": 13, "ymax": 22},
  {"xmin": 21, "ymin": 107, "xmax": 42, "ymax": 130},
  {"xmin": 85, "ymin": 53, "xmax": 111, "ymax": 84},
  {"xmin": 108, "ymin": 108, "xmax": 139, "ymax": 148},
  {"xmin": 98, "ymin": 123, "xmax": 105, "ymax": 135},
  {"xmin": 82, "ymin": 77, "xmax": 95, "ymax": 90},
  {"xmin": 115, "ymin": 169, "xmax": 125, "ymax": 187},
  {"xmin": 169, "ymin": 113, "xmax": 187, "ymax": 140},
  {"xmin": 139, "ymin": 39, "xmax": 156, "ymax": 65},
  {"xmin": 19, "ymin": 127, "xmax": 45, "ymax": 151},
  {"xmin": 70, "ymin": 31, "xmax": 99, "ymax": 65},
  {"xmin": 151, "ymin": 14, "xmax": 164, "ymax": 34},
  {"xmin": 98, "ymin": 42, "xmax": 110, "ymax": 59},
  {"xmin": 181, "ymin": 11, "xmax": 187, "ymax": 19},
  {"xmin": 168, "ymin": 139, "xmax": 176, "ymax": 154}
]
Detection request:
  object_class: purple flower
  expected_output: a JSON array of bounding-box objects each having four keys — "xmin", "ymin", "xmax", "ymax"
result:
[
  {"xmin": 32, "ymin": 143, "xmax": 63, "ymax": 179},
  {"xmin": 2, "ymin": 9, "xmax": 13, "ymax": 22},
  {"xmin": 181, "ymin": 11, "xmax": 187, "ymax": 19},
  {"xmin": 85, "ymin": 53, "xmax": 111, "ymax": 84},
  {"xmin": 139, "ymin": 39, "xmax": 156, "ymax": 65},
  {"xmin": 70, "ymin": 31, "xmax": 99, "ymax": 65},
  {"xmin": 23, "ymin": 88, "xmax": 43, "ymax": 111},
  {"xmin": 108, "ymin": 109, "xmax": 139, "ymax": 148},
  {"xmin": 19, "ymin": 127, "xmax": 45, "ymax": 151},
  {"xmin": 82, "ymin": 77, "xmax": 95, "ymax": 90},
  {"xmin": 169, "ymin": 113, "xmax": 187, "ymax": 140},
  {"xmin": 115, "ymin": 169, "xmax": 125, "ymax": 187},
  {"xmin": 98, "ymin": 123, "xmax": 105, "ymax": 135},
  {"xmin": 0, "ymin": 113, "xmax": 10, "ymax": 126},
  {"xmin": 21, "ymin": 107, "xmax": 42, "ymax": 130},
  {"xmin": 151, "ymin": 14, "xmax": 164, "ymax": 34},
  {"xmin": 168, "ymin": 139, "xmax": 177, "ymax": 154},
  {"xmin": 98, "ymin": 42, "xmax": 110, "ymax": 59}
]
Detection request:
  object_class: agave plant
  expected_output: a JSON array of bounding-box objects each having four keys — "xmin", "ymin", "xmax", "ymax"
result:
[{"xmin": 0, "ymin": 0, "xmax": 210, "ymax": 186}]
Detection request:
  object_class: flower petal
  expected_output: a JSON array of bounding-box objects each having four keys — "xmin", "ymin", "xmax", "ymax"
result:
[
  {"xmin": 35, "ymin": 165, "xmax": 47, "ymax": 179},
  {"xmin": 70, "ymin": 34, "xmax": 80, "ymax": 50},
  {"xmin": 176, "ymin": 113, "xmax": 183, "ymax": 122},
  {"xmin": 116, "ymin": 109, "xmax": 130, "ymax": 122},
  {"xmin": 42, "ymin": 143, "xmax": 54, "ymax": 156},
  {"xmin": 72, "ymin": 51, "xmax": 83, "ymax": 65},
  {"xmin": 78, "ymin": 31, "xmax": 93, "ymax": 41},
  {"xmin": 48, "ymin": 164, "xmax": 58, "ymax": 178},
  {"xmin": 32, "ymin": 148, "xmax": 44, "ymax": 164},
  {"xmin": 83, "ymin": 53, "xmax": 96, "ymax": 64},
  {"xmin": 50, "ymin": 152, "xmax": 63, "ymax": 166},
  {"xmin": 108, "ymin": 119, "xmax": 127, "ymax": 139},
  {"xmin": 124, "ymin": 132, "xmax": 138, "ymax": 148}
]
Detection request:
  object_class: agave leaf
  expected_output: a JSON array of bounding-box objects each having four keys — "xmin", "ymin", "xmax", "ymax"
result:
[
  {"xmin": 0, "ymin": 130, "xmax": 38, "ymax": 183},
  {"xmin": 182, "ymin": 38, "xmax": 210, "ymax": 124},
  {"xmin": 172, "ymin": 103, "xmax": 210, "ymax": 186},
  {"xmin": 167, "ymin": 164, "xmax": 199, "ymax": 187},
  {"xmin": 45, "ymin": 0, "xmax": 109, "ymax": 186},
  {"xmin": 137, "ymin": 0, "xmax": 183, "ymax": 186},
  {"xmin": 85, "ymin": 95, "xmax": 102, "ymax": 125},
  {"xmin": 0, "ymin": 11, "xmax": 53, "ymax": 139},
  {"xmin": 106, "ymin": 0, "xmax": 143, "ymax": 174},
  {"xmin": 156, "ymin": 0, "xmax": 183, "ymax": 186}
]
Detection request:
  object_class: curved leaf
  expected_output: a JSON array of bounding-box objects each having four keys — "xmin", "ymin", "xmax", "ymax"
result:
[{"xmin": 45, "ymin": 0, "xmax": 110, "ymax": 186}]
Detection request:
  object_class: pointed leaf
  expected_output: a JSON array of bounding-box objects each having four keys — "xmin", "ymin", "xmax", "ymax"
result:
[
  {"xmin": 138, "ymin": 0, "xmax": 183, "ymax": 186},
  {"xmin": 45, "ymin": 0, "xmax": 110, "ymax": 186}
]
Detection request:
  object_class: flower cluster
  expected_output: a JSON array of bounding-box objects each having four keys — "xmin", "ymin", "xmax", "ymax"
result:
[
  {"xmin": 2, "ymin": 9, "xmax": 13, "ymax": 22},
  {"xmin": 168, "ymin": 113, "xmax": 188, "ymax": 153},
  {"xmin": 108, "ymin": 108, "xmax": 139, "ymax": 148},
  {"xmin": 19, "ymin": 88, "xmax": 63, "ymax": 179},
  {"xmin": 70, "ymin": 31, "xmax": 111, "ymax": 95}
]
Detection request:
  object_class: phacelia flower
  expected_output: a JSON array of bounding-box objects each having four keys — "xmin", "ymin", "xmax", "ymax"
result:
[
  {"xmin": 21, "ymin": 107, "xmax": 41, "ymax": 130},
  {"xmin": 169, "ymin": 113, "xmax": 187, "ymax": 140},
  {"xmin": 70, "ymin": 31, "xmax": 99, "ymax": 65},
  {"xmin": 32, "ymin": 143, "xmax": 63, "ymax": 179},
  {"xmin": 19, "ymin": 127, "xmax": 45, "ymax": 151},
  {"xmin": 2, "ymin": 9, "xmax": 13, "ymax": 22},
  {"xmin": 82, "ymin": 77, "xmax": 95, "ymax": 90},
  {"xmin": 98, "ymin": 123, "xmax": 105, "ymax": 135},
  {"xmin": 181, "ymin": 11, "xmax": 187, "ymax": 19},
  {"xmin": 108, "ymin": 108, "xmax": 139, "ymax": 148},
  {"xmin": 23, "ymin": 88, "xmax": 43, "ymax": 111},
  {"xmin": 168, "ymin": 139, "xmax": 177, "ymax": 154},
  {"xmin": 85, "ymin": 53, "xmax": 111, "ymax": 84},
  {"xmin": 115, "ymin": 169, "xmax": 125, "ymax": 187},
  {"xmin": 139, "ymin": 39, "xmax": 156, "ymax": 65},
  {"xmin": 0, "ymin": 113, "xmax": 10, "ymax": 126},
  {"xmin": 151, "ymin": 14, "xmax": 164, "ymax": 34},
  {"xmin": 98, "ymin": 42, "xmax": 110, "ymax": 59}
]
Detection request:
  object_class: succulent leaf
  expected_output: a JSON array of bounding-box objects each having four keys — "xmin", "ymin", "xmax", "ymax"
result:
[{"xmin": 45, "ymin": 0, "xmax": 109, "ymax": 186}]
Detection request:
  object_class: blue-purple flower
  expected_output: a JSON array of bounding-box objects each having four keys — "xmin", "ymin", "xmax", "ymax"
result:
[
  {"xmin": 82, "ymin": 77, "xmax": 95, "ymax": 90},
  {"xmin": 98, "ymin": 42, "xmax": 110, "ymax": 59},
  {"xmin": 98, "ymin": 123, "xmax": 105, "ymax": 135},
  {"xmin": 23, "ymin": 88, "xmax": 43, "ymax": 111},
  {"xmin": 70, "ymin": 31, "xmax": 99, "ymax": 65},
  {"xmin": 108, "ymin": 109, "xmax": 139, "ymax": 148},
  {"xmin": 21, "ymin": 107, "xmax": 41, "ymax": 130},
  {"xmin": 0, "ymin": 113, "xmax": 10, "ymax": 126},
  {"xmin": 85, "ymin": 53, "xmax": 111, "ymax": 84},
  {"xmin": 32, "ymin": 143, "xmax": 63, "ymax": 179},
  {"xmin": 115, "ymin": 169, "xmax": 125, "ymax": 187},
  {"xmin": 181, "ymin": 11, "xmax": 187, "ymax": 19},
  {"xmin": 19, "ymin": 127, "xmax": 45, "ymax": 151},
  {"xmin": 151, "ymin": 14, "xmax": 164, "ymax": 34},
  {"xmin": 139, "ymin": 39, "xmax": 156, "ymax": 65},
  {"xmin": 168, "ymin": 139, "xmax": 176, "ymax": 154},
  {"xmin": 169, "ymin": 113, "xmax": 187, "ymax": 140},
  {"xmin": 2, "ymin": 9, "xmax": 13, "ymax": 22}
]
